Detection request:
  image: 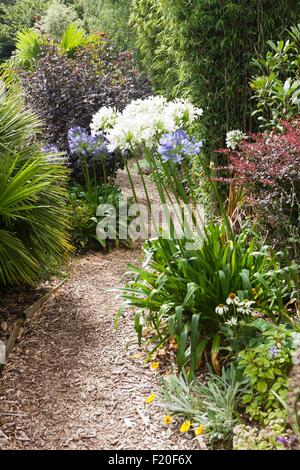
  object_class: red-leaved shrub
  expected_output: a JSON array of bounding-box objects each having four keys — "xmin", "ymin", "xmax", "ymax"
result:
[{"xmin": 217, "ymin": 121, "xmax": 300, "ymax": 251}]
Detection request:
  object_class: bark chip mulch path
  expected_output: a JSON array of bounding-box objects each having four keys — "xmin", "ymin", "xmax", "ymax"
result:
[{"xmin": 0, "ymin": 249, "xmax": 198, "ymax": 450}]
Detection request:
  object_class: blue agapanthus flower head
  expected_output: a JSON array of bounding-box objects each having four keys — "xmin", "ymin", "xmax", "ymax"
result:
[
  {"xmin": 41, "ymin": 143, "xmax": 60, "ymax": 154},
  {"xmin": 68, "ymin": 126, "xmax": 108, "ymax": 158},
  {"xmin": 157, "ymin": 129, "xmax": 203, "ymax": 164},
  {"xmin": 68, "ymin": 127, "xmax": 90, "ymax": 154}
]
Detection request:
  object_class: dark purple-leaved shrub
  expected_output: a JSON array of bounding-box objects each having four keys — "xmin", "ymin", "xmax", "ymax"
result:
[{"xmin": 19, "ymin": 35, "xmax": 151, "ymax": 151}]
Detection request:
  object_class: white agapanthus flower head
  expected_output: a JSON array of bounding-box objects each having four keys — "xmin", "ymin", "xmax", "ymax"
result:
[
  {"xmin": 90, "ymin": 106, "xmax": 120, "ymax": 135},
  {"xmin": 163, "ymin": 99, "xmax": 203, "ymax": 128},
  {"xmin": 226, "ymin": 129, "xmax": 247, "ymax": 150},
  {"xmin": 90, "ymin": 96, "xmax": 203, "ymax": 153}
]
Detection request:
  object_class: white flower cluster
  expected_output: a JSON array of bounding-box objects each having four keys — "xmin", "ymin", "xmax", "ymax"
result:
[
  {"xmin": 90, "ymin": 106, "xmax": 119, "ymax": 135},
  {"xmin": 90, "ymin": 96, "xmax": 203, "ymax": 152},
  {"xmin": 226, "ymin": 129, "xmax": 247, "ymax": 150},
  {"xmin": 215, "ymin": 293, "xmax": 256, "ymax": 326}
]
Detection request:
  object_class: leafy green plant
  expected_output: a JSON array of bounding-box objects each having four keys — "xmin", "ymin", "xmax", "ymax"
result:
[
  {"xmin": 251, "ymin": 24, "xmax": 300, "ymax": 129},
  {"xmin": 0, "ymin": 83, "xmax": 72, "ymax": 285},
  {"xmin": 68, "ymin": 183, "xmax": 133, "ymax": 252},
  {"xmin": 0, "ymin": 0, "xmax": 47, "ymax": 62},
  {"xmin": 14, "ymin": 21, "xmax": 87, "ymax": 70},
  {"xmin": 237, "ymin": 322, "xmax": 296, "ymax": 424},
  {"xmin": 161, "ymin": 365, "xmax": 247, "ymax": 447},
  {"xmin": 73, "ymin": 0, "xmax": 135, "ymax": 51},
  {"xmin": 118, "ymin": 223, "xmax": 296, "ymax": 373},
  {"xmin": 39, "ymin": 0, "xmax": 84, "ymax": 39},
  {"xmin": 233, "ymin": 421, "xmax": 291, "ymax": 450},
  {"xmin": 60, "ymin": 22, "xmax": 86, "ymax": 56},
  {"xmin": 15, "ymin": 28, "xmax": 44, "ymax": 69}
]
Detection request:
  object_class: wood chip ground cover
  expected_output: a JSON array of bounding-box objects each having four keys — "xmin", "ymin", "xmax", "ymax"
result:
[{"xmin": 0, "ymin": 172, "xmax": 198, "ymax": 450}]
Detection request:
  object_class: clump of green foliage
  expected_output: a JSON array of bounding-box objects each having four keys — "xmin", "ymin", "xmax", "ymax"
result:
[
  {"xmin": 0, "ymin": 0, "xmax": 48, "ymax": 61},
  {"xmin": 0, "ymin": 82, "xmax": 72, "ymax": 285},
  {"xmin": 131, "ymin": 0, "xmax": 300, "ymax": 147},
  {"xmin": 73, "ymin": 0, "xmax": 134, "ymax": 51},
  {"xmin": 68, "ymin": 184, "xmax": 133, "ymax": 252},
  {"xmin": 237, "ymin": 323, "xmax": 296, "ymax": 424},
  {"xmin": 251, "ymin": 23, "xmax": 300, "ymax": 129},
  {"xmin": 39, "ymin": 0, "xmax": 84, "ymax": 38},
  {"xmin": 119, "ymin": 223, "xmax": 297, "ymax": 374},
  {"xmin": 161, "ymin": 365, "xmax": 248, "ymax": 447}
]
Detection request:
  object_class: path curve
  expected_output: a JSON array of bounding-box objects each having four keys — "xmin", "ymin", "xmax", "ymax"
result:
[{"xmin": 0, "ymin": 171, "xmax": 198, "ymax": 450}]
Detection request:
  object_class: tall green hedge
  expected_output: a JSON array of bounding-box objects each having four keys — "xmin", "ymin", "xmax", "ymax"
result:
[{"xmin": 131, "ymin": 0, "xmax": 300, "ymax": 148}]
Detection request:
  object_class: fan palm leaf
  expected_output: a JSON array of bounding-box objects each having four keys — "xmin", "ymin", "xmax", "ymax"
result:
[{"xmin": 0, "ymin": 82, "xmax": 72, "ymax": 285}]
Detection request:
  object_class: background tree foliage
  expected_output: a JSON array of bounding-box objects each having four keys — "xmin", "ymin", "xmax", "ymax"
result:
[
  {"xmin": 0, "ymin": 1, "xmax": 134, "ymax": 63},
  {"xmin": 130, "ymin": 0, "xmax": 300, "ymax": 148},
  {"xmin": 73, "ymin": 0, "xmax": 134, "ymax": 50},
  {"xmin": 0, "ymin": 0, "xmax": 48, "ymax": 61}
]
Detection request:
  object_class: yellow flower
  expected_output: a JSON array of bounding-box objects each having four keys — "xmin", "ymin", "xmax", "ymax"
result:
[
  {"xmin": 150, "ymin": 361, "xmax": 160, "ymax": 370},
  {"xmin": 163, "ymin": 415, "xmax": 173, "ymax": 426},
  {"xmin": 195, "ymin": 425, "xmax": 205, "ymax": 436},
  {"xmin": 180, "ymin": 420, "xmax": 191, "ymax": 433},
  {"xmin": 145, "ymin": 393, "xmax": 156, "ymax": 404}
]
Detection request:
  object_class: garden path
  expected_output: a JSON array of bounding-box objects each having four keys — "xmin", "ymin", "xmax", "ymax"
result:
[{"xmin": 0, "ymin": 172, "xmax": 197, "ymax": 450}]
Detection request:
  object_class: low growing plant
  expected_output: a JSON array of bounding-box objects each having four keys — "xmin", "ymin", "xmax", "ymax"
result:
[
  {"xmin": 237, "ymin": 322, "xmax": 297, "ymax": 424},
  {"xmin": 233, "ymin": 421, "xmax": 292, "ymax": 450},
  {"xmin": 118, "ymin": 223, "xmax": 296, "ymax": 373},
  {"xmin": 68, "ymin": 183, "xmax": 133, "ymax": 252},
  {"xmin": 161, "ymin": 365, "xmax": 247, "ymax": 447}
]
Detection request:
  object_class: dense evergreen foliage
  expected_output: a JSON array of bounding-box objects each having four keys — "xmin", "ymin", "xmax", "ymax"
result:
[{"xmin": 131, "ymin": 0, "xmax": 300, "ymax": 147}]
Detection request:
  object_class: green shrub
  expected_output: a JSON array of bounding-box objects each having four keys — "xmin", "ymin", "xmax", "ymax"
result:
[
  {"xmin": 39, "ymin": 0, "xmax": 84, "ymax": 38},
  {"xmin": 131, "ymin": 0, "xmax": 300, "ymax": 148},
  {"xmin": 237, "ymin": 322, "xmax": 297, "ymax": 424},
  {"xmin": 68, "ymin": 183, "xmax": 133, "ymax": 252},
  {"xmin": 251, "ymin": 24, "xmax": 300, "ymax": 129},
  {"xmin": 15, "ymin": 28, "xmax": 44, "ymax": 69},
  {"xmin": 73, "ymin": 0, "xmax": 134, "ymax": 51},
  {"xmin": 0, "ymin": 0, "xmax": 48, "ymax": 61},
  {"xmin": 118, "ymin": 223, "xmax": 296, "ymax": 373},
  {"xmin": 0, "ymin": 84, "xmax": 72, "ymax": 285},
  {"xmin": 14, "ymin": 22, "xmax": 88, "ymax": 71}
]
